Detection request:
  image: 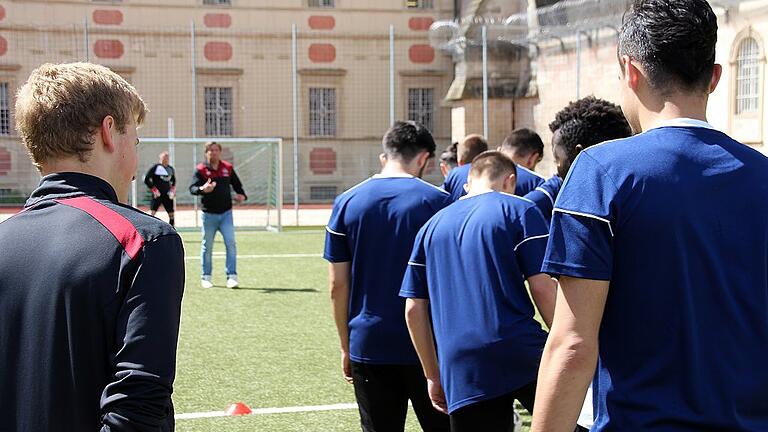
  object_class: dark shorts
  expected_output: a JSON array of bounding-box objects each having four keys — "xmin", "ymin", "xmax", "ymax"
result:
[
  {"xmin": 350, "ymin": 361, "xmax": 450, "ymax": 432},
  {"xmin": 151, "ymin": 195, "xmax": 174, "ymax": 213}
]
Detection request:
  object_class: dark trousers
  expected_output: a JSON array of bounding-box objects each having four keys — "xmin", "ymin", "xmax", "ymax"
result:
[
  {"xmin": 350, "ymin": 361, "xmax": 450, "ymax": 432},
  {"xmin": 449, "ymin": 381, "xmax": 536, "ymax": 432}
]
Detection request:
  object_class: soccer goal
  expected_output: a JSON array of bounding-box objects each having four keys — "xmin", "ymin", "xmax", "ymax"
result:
[{"xmin": 132, "ymin": 137, "xmax": 283, "ymax": 231}]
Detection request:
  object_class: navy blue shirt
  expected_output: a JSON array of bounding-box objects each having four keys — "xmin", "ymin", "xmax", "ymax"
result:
[
  {"xmin": 0, "ymin": 173, "xmax": 185, "ymax": 432},
  {"xmin": 400, "ymin": 191, "xmax": 549, "ymax": 413},
  {"xmin": 442, "ymin": 163, "xmax": 472, "ymax": 203},
  {"xmin": 442, "ymin": 164, "xmax": 545, "ymax": 202},
  {"xmin": 324, "ymin": 174, "xmax": 451, "ymax": 364},
  {"xmin": 524, "ymin": 175, "xmax": 563, "ymax": 222},
  {"xmin": 543, "ymin": 120, "xmax": 768, "ymax": 431}
]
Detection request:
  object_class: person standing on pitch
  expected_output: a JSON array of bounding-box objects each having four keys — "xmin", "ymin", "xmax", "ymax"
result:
[
  {"xmin": 441, "ymin": 134, "xmax": 487, "ymax": 202},
  {"xmin": 524, "ymin": 97, "xmax": 631, "ymax": 223},
  {"xmin": 190, "ymin": 141, "xmax": 247, "ymax": 289},
  {"xmin": 497, "ymin": 129, "xmax": 547, "ymax": 196},
  {"xmin": 0, "ymin": 62, "xmax": 185, "ymax": 431},
  {"xmin": 144, "ymin": 150, "xmax": 177, "ymax": 226},
  {"xmin": 401, "ymin": 151, "xmax": 556, "ymax": 432},
  {"xmin": 324, "ymin": 121, "xmax": 451, "ymax": 432},
  {"xmin": 533, "ymin": 1, "xmax": 768, "ymax": 431}
]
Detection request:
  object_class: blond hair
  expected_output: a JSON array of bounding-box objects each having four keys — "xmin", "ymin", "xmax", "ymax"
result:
[{"xmin": 15, "ymin": 62, "xmax": 148, "ymax": 169}]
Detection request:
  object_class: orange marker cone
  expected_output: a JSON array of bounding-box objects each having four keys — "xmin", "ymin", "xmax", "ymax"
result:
[{"xmin": 225, "ymin": 402, "xmax": 252, "ymax": 416}]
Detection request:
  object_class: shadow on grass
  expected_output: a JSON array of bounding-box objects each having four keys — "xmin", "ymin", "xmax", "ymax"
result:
[{"xmin": 212, "ymin": 286, "xmax": 320, "ymax": 294}]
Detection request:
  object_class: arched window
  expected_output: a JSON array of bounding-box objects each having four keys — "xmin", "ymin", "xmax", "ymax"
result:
[{"xmin": 736, "ymin": 37, "xmax": 760, "ymax": 114}]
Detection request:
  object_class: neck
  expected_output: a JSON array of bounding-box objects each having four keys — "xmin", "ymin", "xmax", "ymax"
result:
[
  {"xmin": 465, "ymin": 177, "xmax": 502, "ymax": 197},
  {"xmin": 380, "ymin": 158, "xmax": 419, "ymax": 177},
  {"xmin": 209, "ymin": 160, "xmax": 220, "ymax": 168},
  {"xmin": 41, "ymin": 158, "xmax": 125, "ymax": 202},
  {"xmin": 639, "ymin": 94, "xmax": 709, "ymax": 132}
]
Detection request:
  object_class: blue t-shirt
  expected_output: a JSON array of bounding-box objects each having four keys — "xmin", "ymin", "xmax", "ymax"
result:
[
  {"xmin": 442, "ymin": 164, "xmax": 472, "ymax": 203},
  {"xmin": 542, "ymin": 121, "xmax": 768, "ymax": 431},
  {"xmin": 400, "ymin": 191, "xmax": 550, "ymax": 413},
  {"xmin": 516, "ymin": 165, "xmax": 546, "ymax": 197},
  {"xmin": 443, "ymin": 164, "xmax": 545, "ymax": 202},
  {"xmin": 523, "ymin": 175, "xmax": 563, "ymax": 222},
  {"xmin": 324, "ymin": 174, "xmax": 451, "ymax": 365}
]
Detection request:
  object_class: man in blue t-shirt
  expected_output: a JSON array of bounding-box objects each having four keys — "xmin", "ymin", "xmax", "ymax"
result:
[
  {"xmin": 498, "ymin": 129, "xmax": 547, "ymax": 196},
  {"xmin": 532, "ymin": 1, "xmax": 768, "ymax": 431},
  {"xmin": 401, "ymin": 151, "xmax": 557, "ymax": 432},
  {"xmin": 324, "ymin": 121, "xmax": 451, "ymax": 432},
  {"xmin": 442, "ymin": 134, "xmax": 487, "ymax": 202},
  {"xmin": 524, "ymin": 97, "xmax": 631, "ymax": 222}
]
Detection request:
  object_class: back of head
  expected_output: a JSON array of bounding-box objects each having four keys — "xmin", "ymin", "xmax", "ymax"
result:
[
  {"xmin": 469, "ymin": 151, "xmax": 517, "ymax": 183},
  {"xmin": 501, "ymin": 128, "xmax": 544, "ymax": 159},
  {"xmin": 619, "ymin": 0, "xmax": 718, "ymax": 94},
  {"xmin": 457, "ymin": 134, "xmax": 488, "ymax": 165},
  {"xmin": 549, "ymin": 96, "xmax": 632, "ymax": 161},
  {"xmin": 382, "ymin": 121, "xmax": 436, "ymax": 161},
  {"xmin": 15, "ymin": 62, "xmax": 148, "ymax": 170},
  {"xmin": 440, "ymin": 142, "xmax": 458, "ymax": 168}
]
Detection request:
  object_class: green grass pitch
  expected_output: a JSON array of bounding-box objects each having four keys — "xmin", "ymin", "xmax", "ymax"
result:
[{"xmin": 174, "ymin": 229, "xmax": 532, "ymax": 431}]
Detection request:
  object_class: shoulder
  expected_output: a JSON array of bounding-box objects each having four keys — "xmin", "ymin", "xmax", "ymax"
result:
[
  {"xmin": 220, "ymin": 160, "xmax": 234, "ymax": 170},
  {"xmin": 498, "ymin": 191, "xmax": 536, "ymax": 208},
  {"xmin": 333, "ymin": 178, "xmax": 373, "ymax": 206},
  {"xmin": 196, "ymin": 162, "xmax": 208, "ymax": 172},
  {"xmin": 517, "ymin": 165, "xmax": 546, "ymax": 180},
  {"xmin": 413, "ymin": 178, "xmax": 450, "ymax": 197},
  {"xmin": 102, "ymin": 200, "xmax": 179, "ymax": 243}
]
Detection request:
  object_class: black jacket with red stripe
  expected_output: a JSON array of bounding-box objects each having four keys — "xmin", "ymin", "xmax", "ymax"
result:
[
  {"xmin": 189, "ymin": 160, "xmax": 247, "ymax": 214},
  {"xmin": 0, "ymin": 172, "xmax": 185, "ymax": 432}
]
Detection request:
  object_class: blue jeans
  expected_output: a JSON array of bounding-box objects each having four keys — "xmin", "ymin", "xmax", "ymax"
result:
[{"xmin": 201, "ymin": 210, "xmax": 236, "ymax": 277}]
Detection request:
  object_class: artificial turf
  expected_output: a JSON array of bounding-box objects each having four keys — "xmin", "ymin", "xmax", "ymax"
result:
[{"xmin": 174, "ymin": 229, "xmax": 532, "ymax": 431}]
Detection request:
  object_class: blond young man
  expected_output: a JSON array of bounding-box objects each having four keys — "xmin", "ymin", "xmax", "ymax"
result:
[{"xmin": 0, "ymin": 63, "xmax": 185, "ymax": 431}]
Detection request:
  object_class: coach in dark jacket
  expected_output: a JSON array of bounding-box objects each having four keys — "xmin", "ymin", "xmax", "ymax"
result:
[{"xmin": 0, "ymin": 63, "xmax": 184, "ymax": 432}]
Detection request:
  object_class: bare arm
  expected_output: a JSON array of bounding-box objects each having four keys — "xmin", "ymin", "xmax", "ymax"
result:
[
  {"xmin": 405, "ymin": 298, "xmax": 447, "ymax": 414},
  {"xmin": 528, "ymin": 273, "xmax": 558, "ymax": 328},
  {"xmin": 531, "ymin": 276, "xmax": 609, "ymax": 432},
  {"xmin": 329, "ymin": 262, "xmax": 352, "ymax": 383}
]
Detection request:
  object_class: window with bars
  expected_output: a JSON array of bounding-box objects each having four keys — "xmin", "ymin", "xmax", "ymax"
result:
[
  {"xmin": 736, "ymin": 37, "xmax": 761, "ymax": 115},
  {"xmin": 406, "ymin": 0, "xmax": 433, "ymax": 8},
  {"xmin": 204, "ymin": 87, "xmax": 233, "ymax": 136},
  {"xmin": 308, "ymin": 0, "xmax": 334, "ymax": 7},
  {"xmin": 309, "ymin": 88, "xmax": 337, "ymax": 137},
  {"xmin": 203, "ymin": 0, "xmax": 231, "ymax": 5},
  {"xmin": 408, "ymin": 88, "xmax": 434, "ymax": 132},
  {"xmin": 0, "ymin": 83, "xmax": 10, "ymax": 136}
]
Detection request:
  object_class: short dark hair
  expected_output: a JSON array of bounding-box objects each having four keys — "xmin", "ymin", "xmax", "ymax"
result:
[
  {"xmin": 619, "ymin": 0, "xmax": 718, "ymax": 93},
  {"xmin": 382, "ymin": 121, "xmax": 436, "ymax": 161},
  {"xmin": 469, "ymin": 151, "xmax": 517, "ymax": 182},
  {"xmin": 500, "ymin": 128, "xmax": 544, "ymax": 158},
  {"xmin": 458, "ymin": 134, "xmax": 488, "ymax": 164},
  {"xmin": 440, "ymin": 142, "xmax": 458, "ymax": 168},
  {"xmin": 549, "ymin": 96, "xmax": 632, "ymax": 161}
]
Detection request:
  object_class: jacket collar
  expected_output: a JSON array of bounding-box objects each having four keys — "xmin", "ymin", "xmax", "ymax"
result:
[{"xmin": 26, "ymin": 172, "xmax": 120, "ymax": 207}]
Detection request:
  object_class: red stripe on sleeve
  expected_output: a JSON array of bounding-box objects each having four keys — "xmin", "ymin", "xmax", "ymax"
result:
[{"xmin": 56, "ymin": 196, "xmax": 145, "ymax": 260}]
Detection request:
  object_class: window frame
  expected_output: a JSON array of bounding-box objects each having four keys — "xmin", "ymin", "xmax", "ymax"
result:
[
  {"xmin": 407, "ymin": 87, "xmax": 435, "ymax": 132},
  {"xmin": 308, "ymin": 87, "xmax": 337, "ymax": 137},
  {"xmin": 0, "ymin": 82, "xmax": 11, "ymax": 137},
  {"xmin": 735, "ymin": 37, "xmax": 761, "ymax": 115},
  {"xmin": 308, "ymin": 0, "xmax": 335, "ymax": 8},
  {"xmin": 204, "ymin": 86, "xmax": 234, "ymax": 137},
  {"xmin": 406, "ymin": 0, "xmax": 433, "ymax": 9}
]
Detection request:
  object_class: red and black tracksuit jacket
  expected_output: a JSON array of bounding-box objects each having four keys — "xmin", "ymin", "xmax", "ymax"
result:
[
  {"xmin": 189, "ymin": 160, "xmax": 247, "ymax": 214},
  {"xmin": 0, "ymin": 172, "xmax": 185, "ymax": 432}
]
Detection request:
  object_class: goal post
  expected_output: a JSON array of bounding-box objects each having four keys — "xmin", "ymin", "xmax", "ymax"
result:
[{"xmin": 132, "ymin": 137, "xmax": 283, "ymax": 231}]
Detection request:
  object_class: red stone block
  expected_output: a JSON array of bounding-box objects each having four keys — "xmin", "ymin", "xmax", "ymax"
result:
[
  {"xmin": 204, "ymin": 41, "xmax": 233, "ymax": 62},
  {"xmin": 408, "ymin": 17, "xmax": 434, "ymax": 31},
  {"xmin": 309, "ymin": 15, "xmax": 335, "ymax": 30},
  {"xmin": 310, "ymin": 148, "xmax": 337, "ymax": 175},
  {"xmin": 0, "ymin": 5, "xmax": 6, "ymax": 22},
  {"xmin": 204, "ymin": 13, "xmax": 231, "ymax": 28},
  {"xmin": 409, "ymin": 44, "xmax": 434, "ymax": 63},
  {"xmin": 309, "ymin": 43, "xmax": 336, "ymax": 63},
  {"xmin": 94, "ymin": 40, "xmax": 124, "ymax": 59},
  {"xmin": 93, "ymin": 10, "xmax": 123, "ymax": 25},
  {"xmin": 0, "ymin": 146, "xmax": 11, "ymax": 176}
]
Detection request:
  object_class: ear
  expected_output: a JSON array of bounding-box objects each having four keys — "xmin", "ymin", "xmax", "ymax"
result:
[
  {"xmin": 709, "ymin": 63, "xmax": 723, "ymax": 94},
  {"xmin": 574, "ymin": 144, "xmax": 584, "ymax": 156},
  {"xmin": 504, "ymin": 172, "xmax": 516, "ymax": 193},
  {"xmin": 621, "ymin": 55, "xmax": 642, "ymax": 92},
  {"xmin": 527, "ymin": 152, "xmax": 540, "ymax": 168},
  {"xmin": 379, "ymin": 152, "xmax": 387, "ymax": 167},
  {"xmin": 100, "ymin": 115, "xmax": 117, "ymax": 154},
  {"xmin": 418, "ymin": 151, "xmax": 431, "ymax": 167},
  {"xmin": 462, "ymin": 182, "xmax": 470, "ymax": 193}
]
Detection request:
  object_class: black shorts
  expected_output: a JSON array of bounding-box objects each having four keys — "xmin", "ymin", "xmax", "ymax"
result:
[{"xmin": 150, "ymin": 195, "xmax": 174, "ymax": 213}]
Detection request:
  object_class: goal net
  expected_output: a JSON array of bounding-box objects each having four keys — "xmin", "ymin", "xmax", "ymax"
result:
[{"xmin": 132, "ymin": 137, "xmax": 283, "ymax": 231}]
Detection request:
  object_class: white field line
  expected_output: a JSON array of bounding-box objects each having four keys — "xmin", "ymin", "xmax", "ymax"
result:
[
  {"xmin": 175, "ymin": 403, "xmax": 358, "ymax": 420},
  {"xmin": 183, "ymin": 253, "xmax": 321, "ymax": 260}
]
